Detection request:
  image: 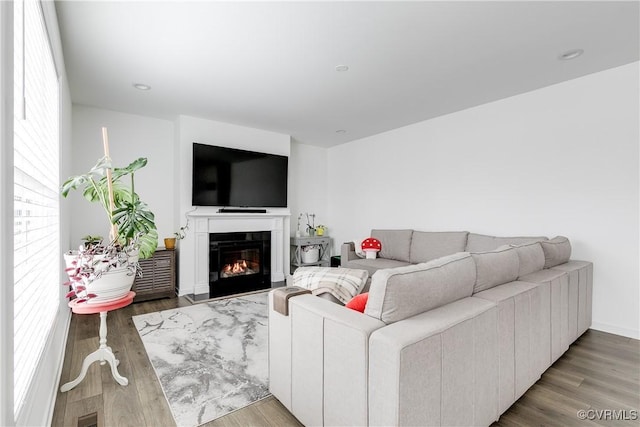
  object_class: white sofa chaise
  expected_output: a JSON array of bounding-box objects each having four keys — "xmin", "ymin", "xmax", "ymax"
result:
[{"xmin": 269, "ymin": 230, "xmax": 592, "ymax": 426}]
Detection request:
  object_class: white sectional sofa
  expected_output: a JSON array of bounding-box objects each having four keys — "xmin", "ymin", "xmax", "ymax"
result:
[{"xmin": 268, "ymin": 230, "xmax": 592, "ymax": 426}]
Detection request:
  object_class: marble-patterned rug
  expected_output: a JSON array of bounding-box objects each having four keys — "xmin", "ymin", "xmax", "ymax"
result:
[{"xmin": 132, "ymin": 292, "xmax": 269, "ymax": 426}]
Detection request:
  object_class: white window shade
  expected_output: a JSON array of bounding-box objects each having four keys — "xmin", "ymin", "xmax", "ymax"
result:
[{"xmin": 13, "ymin": 0, "xmax": 60, "ymax": 417}]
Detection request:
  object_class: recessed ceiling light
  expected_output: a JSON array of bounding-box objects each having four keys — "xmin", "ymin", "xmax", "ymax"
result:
[
  {"xmin": 558, "ymin": 49, "xmax": 584, "ymax": 61},
  {"xmin": 133, "ymin": 83, "xmax": 151, "ymax": 90},
  {"xmin": 335, "ymin": 65, "xmax": 349, "ymax": 72},
  {"xmin": 336, "ymin": 129, "xmax": 346, "ymax": 134}
]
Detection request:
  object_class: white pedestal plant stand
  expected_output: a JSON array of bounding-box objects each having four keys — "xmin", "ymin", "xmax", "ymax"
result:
[{"xmin": 60, "ymin": 291, "xmax": 135, "ymax": 392}]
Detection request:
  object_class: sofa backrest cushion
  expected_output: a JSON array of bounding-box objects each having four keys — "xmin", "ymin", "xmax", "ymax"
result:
[
  {"xmin": 409, "ymin": 231, "xmax": 470, "ymax": 264},
  {"xmin": 471, "ymin": 247, "xmax": 520, "ymax": 293},
  {"xmin": 540, "ymin": 236, "xmax": 572, "ymax": 268},
  {"xmin": 466, "ymin": 233, "xmax": 548, "ymax": 253},
  {"xmin": 364, "ymin": 252, "xmax": 476, "ymax": 324},
  {"xmin": 371, "ymin": 229, "xmax": 413, "ymax": 262},
  {"xmin": 499, "ymin": 242, "xmax": 545, "ymax": 277}
]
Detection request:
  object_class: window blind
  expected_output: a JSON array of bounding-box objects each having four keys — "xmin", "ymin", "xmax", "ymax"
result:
[{"xmin": 13, "ymin": 0, "xmax": 60, "ymax": 416}]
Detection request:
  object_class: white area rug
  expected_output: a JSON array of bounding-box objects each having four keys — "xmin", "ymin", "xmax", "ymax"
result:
[{"xmin": 133, "ymin": 292, "xmax": 269, "ymax": 426}]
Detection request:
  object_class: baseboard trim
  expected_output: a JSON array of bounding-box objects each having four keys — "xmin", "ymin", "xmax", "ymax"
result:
[{"xmin": 590, "ymin": 322, "xmax": 639, "ymax": 340}]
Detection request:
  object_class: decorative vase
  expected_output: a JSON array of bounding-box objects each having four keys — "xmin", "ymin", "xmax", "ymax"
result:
[
  {"xmin": 164, "ymin": 237, "xmax": 176, "ymax": 250},
  {"xmin": 64, "ymin": 252, "xmax": 138, "ymax": 304},
  {"xmin": 308, "ymin": 228, "xmax": 316, "ymax": 236}
]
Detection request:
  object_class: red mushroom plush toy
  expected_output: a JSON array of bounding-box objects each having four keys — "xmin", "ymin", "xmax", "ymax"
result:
[{"xmin": 361, "ymin": 237, "xmax": 382, "ymax": 259}]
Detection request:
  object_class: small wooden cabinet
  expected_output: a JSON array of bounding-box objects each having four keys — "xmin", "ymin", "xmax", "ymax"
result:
[
  {"xmin": 132, "ymin": 249, "xmax": 176, "ymax": 302},
  {"xmin": 290, "ymin": 236, "xmax": 331, "ymax": 273}
]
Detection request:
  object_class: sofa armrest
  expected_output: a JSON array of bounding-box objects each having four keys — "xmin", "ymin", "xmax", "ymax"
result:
[
  {"xmin": 289, "ymin": 293, "xmax": 384, "ymax": 331},
  {"xmin": 269, "ymin": 292, "xmax": 384, "ymax": 427},
  {"xmin": 369, "ymin": 297, "xmax": 499, "ymax": 427},
  {"xmin": 341, "ymin": 241, "xmax": 359, "ymax": 263}
]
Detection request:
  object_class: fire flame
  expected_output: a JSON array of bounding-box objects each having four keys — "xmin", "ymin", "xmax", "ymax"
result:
[{"xmin": 223, "ymin": 259, "xmax": 248, "ymax": 275}]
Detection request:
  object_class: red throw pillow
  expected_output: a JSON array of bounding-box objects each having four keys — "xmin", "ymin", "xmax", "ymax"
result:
[{"xmin": 346, "ymin": 292, "xmax": 369, "ymax": 313}]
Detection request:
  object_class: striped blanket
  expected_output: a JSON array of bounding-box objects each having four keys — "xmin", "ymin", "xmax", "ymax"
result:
[{"xmin": 291, "ymin": 267, "xmax": 369, "ymax": 304}]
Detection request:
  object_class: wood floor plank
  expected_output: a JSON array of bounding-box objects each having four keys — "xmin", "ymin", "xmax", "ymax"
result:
[
  {"xmin": 578, "ymin": 377, "xmax": 640, "ymax": 409},
  {"xmin": 65, "ymin": 336, "xmax": 103, "ymax": 404},
  {"xmin": 255, "ymin": 396, "xmax": 304, "ymax": 426},
  {"xmin": 538, "ymin": 372, "xmax": 639, "ymax": 412},
  {"xmin": 524, "ymin": 382, "xmax": 591, "ymax": 412},
  {"xmin": 568, "ymin": 347, "xmax": 640, "ymax": 379},
  {"xmin": 53, "ymin": 299, "xmax": 640, "ymax": 427},
  {"xmin": 552, "ymin": 358, "xmax": 639, "ymax": 394},
  {"xmin": 503, "ymin": 400, "xmax": 567, "ymax": 427},
  {"xmin": 206, "ymin": 405, "xmax": 268, "ymax": 427},
  {"xmin": 135, "ymin": 377, "xmax": 177, "ymax": 427},
  {"xmin": 573, "ymin": 337, "xmax": 640, "ymax": 363},
  {"xmin": 99, "ymin": 319, "xmax": 147, "ymax": 427},
  {"xmin": 60, "ymin": 394, "xmax": 105, "ymax": 427},
  {"xmin": 75, "ymin": 311, "xmax": 100, "ymax": 341},
  {"xmin": 580, "ymin": 329, "xmax": 634, "ymax": 348},
  {"xmin": 118, "ymin": 311, "xmax": 176, "ymax": 425}
]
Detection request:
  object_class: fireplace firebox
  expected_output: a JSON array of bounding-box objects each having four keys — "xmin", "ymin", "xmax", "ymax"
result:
[{"xmin": 209, "ymin": 231, "xmax": 271, "ymax": 298}]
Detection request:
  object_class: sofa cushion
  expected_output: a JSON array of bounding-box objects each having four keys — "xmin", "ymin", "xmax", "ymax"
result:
[
  {"xmin": 343, "ymin": 258, "xmax": 411, "ymax": 277},
  {"xmin": 540, "ymin": 236, "xmax": 572, "ymax": 268},
  {"xmin": 371, "ymin": 229, "xmax": 413, "ymax": 262},
  {"xmin": 466, "ymin": 233, "xmax": 548, "ymax": 253},
  {"xmin": 471, "ymin": 247, "xmax": 520, "ymax": 293},
  {"xmin": 409, "ymin": 231, "xmax": 469, "ymax": 264},
  {"xmin": 365, "ymin": 252, "xmax": 476, "ymax": 324},
  {"xmin": 507, "ymin": 242, "xmax": 545, "ymax": 277}
]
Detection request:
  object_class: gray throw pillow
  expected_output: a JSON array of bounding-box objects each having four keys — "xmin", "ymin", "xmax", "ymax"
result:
[
  {"xmin": 471, "ymin": 247, "xmax": 520, "ymax": 293},
  {"xmin": 506, "ymin": 242, "xmax": 545, "ymax": 277},
  {"xmin": 365, "ymin": 252, "xmax": 476, "ymax": 324},
  {"xmin": 466, "ymin": 233, "xmax": 548, "ymax": 252},
  {"xmin": 371, "ymin": 229, "xmax": 413, "ymax": 262},
  {"xmin": 540, "ymin": 236, "xmax": 572, "ymax": 268},
  {"xmin": 409, "ymin": 231, "xmax": 469, "ymax": 263}
]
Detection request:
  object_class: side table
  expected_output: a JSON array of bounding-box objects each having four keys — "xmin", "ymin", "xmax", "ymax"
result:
[
  {"xmin": 60, "ymin": 291, "xmax": 135, "ymax": 392},
  {"xmin": 290, "ymin": 236, "xmax": 331, "ymax": 273}
]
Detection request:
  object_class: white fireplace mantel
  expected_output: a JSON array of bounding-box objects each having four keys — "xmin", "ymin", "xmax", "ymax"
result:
[{"xmin": 180, "ymin": 209, "xmax": 291, "ymax": 297}]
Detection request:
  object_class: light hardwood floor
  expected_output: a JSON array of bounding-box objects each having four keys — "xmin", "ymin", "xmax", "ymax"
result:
[{"xmin": 52, "ymin": 296, "xmax": 639, "ymax": 426}]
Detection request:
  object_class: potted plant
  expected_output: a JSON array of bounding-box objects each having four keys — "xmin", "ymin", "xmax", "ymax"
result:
[
  {"xmin": 61, "ymin": 129, "xmax": 157, "ymax": 303},
  {"xmin": 164, "ymin": 218, "xmax": 189, "ymax": 250},
  {"xmin": 304, "ymin": 212, "xmax": 316, "ymax": 236},
  {"xmin": 80, "ymin": 234, "xmax": 103, "ymax": 249}
]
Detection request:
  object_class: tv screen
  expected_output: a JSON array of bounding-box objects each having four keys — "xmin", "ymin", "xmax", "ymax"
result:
[{"xmin": 192, "ymin": 143, "xmax": 288, "ymax": 208}]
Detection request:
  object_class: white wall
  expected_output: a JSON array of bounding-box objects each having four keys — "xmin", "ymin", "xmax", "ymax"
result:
[
  {"xmin": 328, "ymin": 62, "xmax": 639, "ymax": 339},
  {"xmin": 175, "ymin": 115, "xmax": 291, "ymax": 295},
  {"xmin": 69, "ymin": 105, "xmax": 175, "ymax": 246},
  {"xmin": 289, "ymin": 139, "xmax": 329, "ymax": 236}
]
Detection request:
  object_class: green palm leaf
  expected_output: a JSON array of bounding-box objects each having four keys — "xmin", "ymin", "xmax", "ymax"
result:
[{"xmin": 61, "ymin": 156, "xmax": 158, "ymax": 259}]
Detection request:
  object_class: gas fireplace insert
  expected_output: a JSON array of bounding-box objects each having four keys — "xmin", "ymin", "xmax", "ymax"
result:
[{"xmin": 209, "ymin": 231, "xmax": 271, "ymax": 298}]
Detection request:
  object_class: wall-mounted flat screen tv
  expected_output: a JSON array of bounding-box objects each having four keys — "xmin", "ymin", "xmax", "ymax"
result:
[{"xmin": 192, "ymin": 143, "xmax": 288, "ymax": 207}]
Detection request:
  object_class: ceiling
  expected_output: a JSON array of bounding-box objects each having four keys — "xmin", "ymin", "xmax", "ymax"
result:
[{"xmin": 55, "ymin": 1, "xmax": 639, "ymax": 148}]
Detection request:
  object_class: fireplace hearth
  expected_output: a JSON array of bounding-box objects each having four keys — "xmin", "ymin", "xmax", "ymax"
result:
[{"xmin": 209, "ymin": 231, "xmax": 271, "ymax": 298}]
